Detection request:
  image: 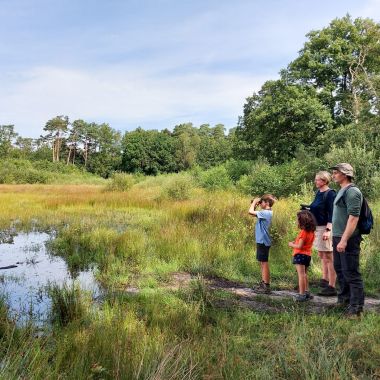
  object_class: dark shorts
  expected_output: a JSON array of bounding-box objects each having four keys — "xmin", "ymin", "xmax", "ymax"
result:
[
  {"xmin": 292, "ymin": 254, "xmax": 311, "ymax": 267},
  {"xmin": 256, "ymin": 243, "xmax": 270, "ymax": 262}
]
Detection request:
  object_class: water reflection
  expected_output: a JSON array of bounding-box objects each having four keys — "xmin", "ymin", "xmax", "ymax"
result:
[{"xmin": 0, "ymin": 231, "xmax": 99, "ymax": 325}]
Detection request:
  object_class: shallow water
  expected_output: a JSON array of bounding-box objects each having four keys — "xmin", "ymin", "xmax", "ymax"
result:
[{"xmin": 0, "ymin": 231, "xmax": 98, "ymax": 324}]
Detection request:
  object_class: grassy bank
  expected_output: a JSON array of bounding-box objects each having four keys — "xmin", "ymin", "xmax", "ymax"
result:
[{"xmin": 0, "ymin": 180, "xmax": 380, "ymax": 378}]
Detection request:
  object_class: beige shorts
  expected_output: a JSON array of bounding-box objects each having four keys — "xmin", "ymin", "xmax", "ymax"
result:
[{"xmin": 313, "ymin": 226, "xmax": 333, "ymax": 252}]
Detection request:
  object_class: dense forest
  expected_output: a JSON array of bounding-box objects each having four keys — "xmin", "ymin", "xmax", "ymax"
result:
[{"xmin": 1, "ymin": 15, "xmax": 380, "ymax": 196}]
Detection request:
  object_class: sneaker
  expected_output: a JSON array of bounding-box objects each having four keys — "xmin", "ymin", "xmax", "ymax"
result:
[
  {"xmin": 305, "ymin": 291, "xmax": 314, "ymax": 300},
  {"xmin": 319, "ymin": 279, "xmax": 329, "ymax": 288},
  {"xmin": 252, "ymin": 281, "xmax": 264, "ymax": 290},
  {"xmin": 294, "ymin": 293, "xmax": 308, "ymax": 302},
  {"xmin": 318, "ymin": 285, "xmax": 337, "ymax": 297},
  {"xmin": 337, "ymin": 298, "xmax": 350, "ymax": 306},
  {"xmin": 328, "ymin": 298, "xmax": 349, "ymax": 310},
  {"xmin": 344, "ymin": 305, "xmax": 363, "ymax": 318},
  {"xmin": 253, "ymin": 281, "xmax": 271, "ymax": 294}
]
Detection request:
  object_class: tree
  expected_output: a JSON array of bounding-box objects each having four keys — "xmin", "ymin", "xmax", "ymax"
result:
[
  {"xmin": 41, "ymin": 116, "xmax": 69, "ymax": 162},
  {"xmin": 0, "ymin": 125, "xmax": 18, "ymax": 157},
  {"xmin": 196, "ymin": 124, "xmax": 233, "ymax": 168},
  {"xmin": 284, "ymin": 15, "xmax": 380, "ymax": 125},
  {"xmin": 172, "ymin": 123, "xmax": 200, "ymax": 170},
  {"xmin": 14, "ymin": 137, "xmax": 34, "ymax": 159},
  {"xmin": 121, "ymin": 128, "xmax": 176, "ymax": 175},
  {"xmin": 87, "ymin": 123, "xmax": 122, "ymax": 177},
  {"xmin": 236, "ymin": 80, "xmax": 333, "ymax": 164},
  {"xmin": 66, "ymin": 120, "xmax": 83, "ymax": 165}
]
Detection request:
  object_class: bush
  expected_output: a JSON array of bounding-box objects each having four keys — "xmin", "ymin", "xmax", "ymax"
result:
[
  {"xmin": 162, "ymin": 173, "xmax": 195, "ymax": 200},
  {"xmin": 0, "ymin": 159, "xmax": 51, "ymax": 184},
  {"xmin": 237, "ymin": 159, "xmax": 307, "ymax": 198},
  {"xmin": 199, "ymin": 165, "xmax": 233, "ymax": 191},
  {"xmin": 106, "ymin": 172, "xmax": 135, "ymax": 191},
  {"xmin": 324, "ymin": 143, "xmax": 379, "ymax": 198},
  {"xmin": 224, "ymin": 159, "xmax": 253, "ymax": 182}
]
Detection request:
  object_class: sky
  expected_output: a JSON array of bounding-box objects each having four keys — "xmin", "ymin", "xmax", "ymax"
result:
[{"xmin": 1, "ymin": 0, "xmax": 379, "ymax": 138}]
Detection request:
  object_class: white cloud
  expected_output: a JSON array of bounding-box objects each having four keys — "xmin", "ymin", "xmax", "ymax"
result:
[{"xmin": 0, "ymin": 66, "xmax": 272, "ymax": 137}]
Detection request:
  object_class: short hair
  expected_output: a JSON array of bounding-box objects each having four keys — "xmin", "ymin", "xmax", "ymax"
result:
[
  {"xmin": 316, "ymin": 171, "xmax": 331, "ymax": 185},
  {"xmin": 297, "ymin": 210, "xmax": 317, "ymax": 232},
  {"xmin": 260, "ymin": 194, "xmax": 277, "ymax": 207}
]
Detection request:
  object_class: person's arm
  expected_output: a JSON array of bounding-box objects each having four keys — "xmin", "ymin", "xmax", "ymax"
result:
[
  {"xmin": 289, "ymin": 238, "xmax": 304, "ymax": 249},
  {"xmin": 323, "ymin": 191, "xmax": 335, "ymax": 240},
  {"xmin": 322, "ymin": 222, "xmax": 333, "ymax": 241},
  {"xmin": 248, "ymin": 198, "xmax": 261, "ymax": 216},
  {"xmin": 337, "ymin": 188, "xmax": 362, "ymax": 252},
  {"xmin": 336, "ymin": 215, "xmax": 359, "ymax": 252}
]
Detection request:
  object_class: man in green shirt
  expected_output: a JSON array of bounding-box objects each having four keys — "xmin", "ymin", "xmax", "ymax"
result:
[{"xmin": 331, "ymin": 163, "xmax": 364, "ymax": 317}]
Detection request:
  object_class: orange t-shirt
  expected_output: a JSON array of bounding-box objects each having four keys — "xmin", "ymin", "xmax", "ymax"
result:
[{"xmin": 292, "ymin": 229, "xmax": 315, "ymax": 256}]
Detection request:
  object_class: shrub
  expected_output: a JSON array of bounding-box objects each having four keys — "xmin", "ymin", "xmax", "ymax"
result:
[
  {"xmin": 237, "ymin": 159, "xmax": 307, "ymax": 198},
  {"xmin": 324, "ymin": 143, "xmax": 379, "ymax": 198},
  {"xmin": 162, "ymin": 173, "xmax": 195, "ymax": 200},
  {"xmin": 199, "ymin": 165, "xmax": 233, "ymax": 191},
  {"xmin": 106, "ymin": 172, "xmax": 135, "ymax": 191},
  {"xmin": 0, "ymin": 159, "xmax": 51, "ymax": 184},
  {"xmin": 224, "ymin": 159, "xmax": 253, "ymax": 182}
]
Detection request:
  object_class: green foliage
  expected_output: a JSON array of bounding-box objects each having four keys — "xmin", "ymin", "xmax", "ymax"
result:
[
  {"xmin": 236, "ymin": 80, "xmax": 333, "ymax": 164},
  {"xmin": 199, "ymin": 165, "xmax": 233, "ymax": 191},
  {"xmin": 0, "ymin": 125, "xmax": 18, "ymax": 158},
  {"xmin": 237, "ymin": 159, "xmax": 307, "ymax": 197},
  {"xmin": 86, "ymin": 123, "xmax": 122, "ymax": 178},
  {"xmin": 161, "ymin": 173, "xmax": 195, "ymax": 200},
  {"xmin": 106, "ymin": 172, "xmax": 135, "ymax": 192},
  {"xmin": 324, "ymin": 143, "xmax": 379, "ymax": 198},
  {"xmin": 224, "ymin": 159, "xmax": 253, "ymax": 182},
  {"xmin": 195, "ymin": 124, "xmax": 233, "ymax": 168},
  {"xmin": 121, "ymin": 128, "xmax": 177, "ymax": 175},
  {"xmin": 0, "ymin": 159, "xmax": 104, "ymax": 185},
  {"xmin": 285, "ymin": 15, "xmax": 380, "ymax": 125},
  {"xmin": 0, "ymin": 159, "xmax": 51, "ymax": 184}
]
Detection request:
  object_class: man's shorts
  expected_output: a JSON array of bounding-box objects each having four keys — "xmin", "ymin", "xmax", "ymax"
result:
[
  {"xmin": 292, "ymin": 253, "xmax": 311, "ymax": 267},
  {"xmin": 256, "ymin": 243, "xmax": 270, "ymax": 262}
]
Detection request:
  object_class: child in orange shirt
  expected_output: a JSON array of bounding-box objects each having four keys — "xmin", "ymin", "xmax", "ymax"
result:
[{"xmin": 288, "ymin": 210, "xmax": 316, "ymax": 302}]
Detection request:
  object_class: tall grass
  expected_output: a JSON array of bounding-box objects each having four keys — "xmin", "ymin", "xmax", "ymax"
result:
[
  {"xmin": 0, "ymin": 176, "xmax": 380, "ymax": 378},
  {"xmin": 47, "ymin": 283, "xmax": 87, "ymax": 326}
]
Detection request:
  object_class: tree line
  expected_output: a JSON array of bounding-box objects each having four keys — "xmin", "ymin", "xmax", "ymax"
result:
[{"xmin": 1, "ymin": 15, "xmax": 380, "ymax": 179}]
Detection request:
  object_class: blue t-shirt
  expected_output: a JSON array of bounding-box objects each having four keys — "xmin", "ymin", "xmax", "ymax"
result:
[
  {"xmin": 309, "ymin": 189, "xmax": 336, "ymax": 226},
  {"xmin": 255, "ymin": 210, "xmax": 273, "ymax": 247}
]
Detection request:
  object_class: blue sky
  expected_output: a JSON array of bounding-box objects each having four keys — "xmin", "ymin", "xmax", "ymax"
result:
[{"xmin": 1, "ymin": 0, "xmax": 379, "ymax": 138}]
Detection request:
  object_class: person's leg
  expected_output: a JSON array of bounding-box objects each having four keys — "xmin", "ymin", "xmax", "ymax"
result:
[
  {"xmin": 333, "ymin": 237, "xmax": 350, "ymax": 304},
  {"xmin": 261, "ymin": 262, "xmax": 270, "ymax": 284},
  {"xmin": 296, "ymin": 264, "xmax": 306, "ymax": 294},
  {"xmin": 319, "ymin": 251, "xmax": 329, "ymax": 282},
  {"xmin": 324, "ymin": 252, "xmax": 336, "ymax": 288},
  {"xmin": 305, "ymin": 267, "xmax": 309, "ymax": 292},
  {"xmin": 343, "ymin": 235, "xmax": 364, "ymax": 309}
]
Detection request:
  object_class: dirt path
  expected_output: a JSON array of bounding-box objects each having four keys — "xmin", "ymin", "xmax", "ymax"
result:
[
  {"xmin": 125, "ymin": 272, "xmax": 380, "ymax": 314},
  {"xmin": 206, "ymin": 276, "xmax": 380, "ymax": 313}
]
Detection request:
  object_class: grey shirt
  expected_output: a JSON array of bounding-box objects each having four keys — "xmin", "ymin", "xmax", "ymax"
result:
[{"xmin": 332, "ymin": 185, "xmax": 363, "ymax": 237}]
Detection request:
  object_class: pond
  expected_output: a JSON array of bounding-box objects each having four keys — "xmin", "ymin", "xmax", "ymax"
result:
[{"xmin": 0, "ymin": 230, "xmax": 99, "ymax": 325}]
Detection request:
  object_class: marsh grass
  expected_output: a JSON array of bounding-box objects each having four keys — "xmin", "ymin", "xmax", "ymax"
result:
[
  {"xmin": 47, "ymin": 283, "xmax": 87, "ymax": 326},
  {"xmin": 1, "ymin": 178, "xmax": 380, "ymax": 378}
]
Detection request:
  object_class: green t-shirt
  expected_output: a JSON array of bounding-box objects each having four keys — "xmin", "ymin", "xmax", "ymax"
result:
[{"xmin": 332, "ymin": 185, "xmax": 363, "ymax": 237}]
